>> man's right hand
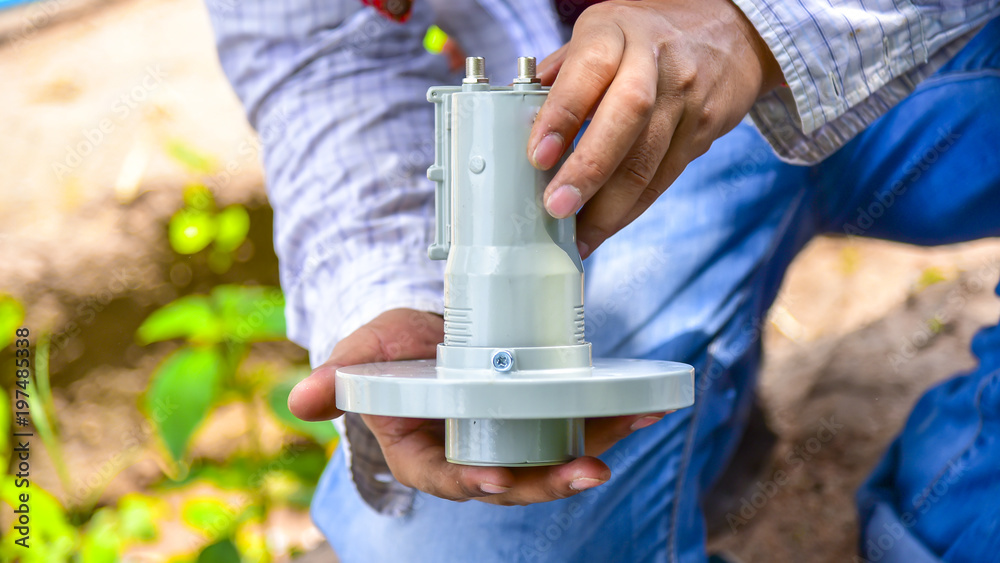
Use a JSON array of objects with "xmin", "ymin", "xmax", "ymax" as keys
[{"xmin": 288, "ymin": 308, "xmax": 672, "ymax": 506}]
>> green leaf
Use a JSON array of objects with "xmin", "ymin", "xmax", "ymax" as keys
[
  {"xmin": 0, "ymin": 294, "xmax": 25, "ymax": 349},
  {"xmin": 212, "ymin": 286, "xmax": 286, "ymax": 343},
  {"xmin": 116, "ymin": 494, "xmax": 161, "ymax": 542},
  {"xmin": 208, "ymin": 248, "xmax": 234, "ymax": 275},
  {"xmin": 79, "ymin": 508, "xmax": 121, "ymax": 563},
  {"xmin": 170, "ymin": 209, "xmax": 217, "ymax": 255},
  {"xmin": 182, "ymin": 498, "xmax": 237, "ymax": 541},
  {"xmin": 137, "ymin": 296, "xmax": 221, "ymax": 345},
  {"xmin": 196, "ymin": 539, "xmax": 241, "ymax": 563},
  {"xmin": 917, "ymin": 266, "xmax": 949, "ymax": 291},
  {"xmin": 167, "ymin": 140, "xmax": 216, "ymax": 174},
  {"xmin": 214, "ymin": 205, "xmax": 250, "ymax": 253},
  {"xmin": 267, "ymin": 376, "xmax": 338, "ymax": 445},
  {"xmin": 145, "ymin": 347, "xmax": 224, "ymax": 463}
]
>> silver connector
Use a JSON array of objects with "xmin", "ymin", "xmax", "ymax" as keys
[
  {"xmin": 513, "ymin": 56, "xmax": 540, "ymax": 84},
  {"xmin": 463, "ymin": 56, "xmax": 489, "ymax": 84}
]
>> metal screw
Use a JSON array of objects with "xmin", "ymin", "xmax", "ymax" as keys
[
  {"xmin": 513, "ymin": 56, "xmax": 540, "ymax": 84},
  {"xmin": 463, "ymin": 56, "xmax": 489, "ymax": 84},
  {"xmin": 492, "ymin": 350, "xmax": 514, "ymax": 372}
]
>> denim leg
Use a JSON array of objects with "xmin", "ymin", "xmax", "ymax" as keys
[{"xmin": 811, "ymin": 17, "xmax": 1000, "ymax": 563}]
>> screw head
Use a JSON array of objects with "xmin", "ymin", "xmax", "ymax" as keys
[
  {"xmin": 492, "ymin": 350, "xmax": 514, "ymax": 372},
  {"xmin": 469, "ymin": 155, "xmax": 486, "ymax": 174}
]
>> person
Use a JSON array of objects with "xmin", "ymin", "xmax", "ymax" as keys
[{"xmin": 207, "ymin": 0, "xmax": 1000, "ymax": 560}]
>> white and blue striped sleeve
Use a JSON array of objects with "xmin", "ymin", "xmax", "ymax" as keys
[
  {"xmin": 205, "ymin": 0, "xmax": 449, "ymax": 364},
  {"xmin": 731, "ymin": 0, "xmax": 1000, "ymax": 164}
]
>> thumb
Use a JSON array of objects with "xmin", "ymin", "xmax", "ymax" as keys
[{"xmin": 288, "ymin": 309, "xmax": 444, "ymax": 422}]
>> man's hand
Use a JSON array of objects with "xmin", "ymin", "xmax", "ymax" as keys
[
  {"xmin": 529, "ymin": 0, "xmax": 783, "ymax": 258},
  {"xmin": 289, "ymin": 308, "xmax": 670, "ymax": 506}
]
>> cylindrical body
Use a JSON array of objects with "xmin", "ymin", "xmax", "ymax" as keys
[
  {"xmin": 432, "ymin": 73, "xmax": 586, "ymax": 466},
  {"xmin": 443, "ymin": 86, "xmax": 584, "ymax": 348}
]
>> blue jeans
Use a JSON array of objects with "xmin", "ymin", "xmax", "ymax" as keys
[{"xmin": 313, "ymin": 19, "xmax": 1000, "ymax": 563}]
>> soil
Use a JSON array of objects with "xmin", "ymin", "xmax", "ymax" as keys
[{"xmin": 1, "ymin": 0, "xmax": 998, "ymax": 561}]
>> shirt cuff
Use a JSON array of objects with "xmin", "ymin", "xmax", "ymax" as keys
[{"xmin": 731, "ymin": 0, "xmax": 983, "ymax": 164}]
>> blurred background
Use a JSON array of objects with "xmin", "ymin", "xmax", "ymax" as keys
[{"xmin": 0, "ymin": 0, "xmax": 997, "ymax": 561}]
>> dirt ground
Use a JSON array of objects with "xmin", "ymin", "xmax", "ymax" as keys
[{"xmin": 1, "ymin": 0, "xmax": 998, "ymax": 561}]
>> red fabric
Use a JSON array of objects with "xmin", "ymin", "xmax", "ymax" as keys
[
  {"xmin": 360, "ymin": 0, "xmax": 413, "ymax": 22},
  {"xmin": 361, "ymin": 0, "xmax": 605, "ymax": 24}
]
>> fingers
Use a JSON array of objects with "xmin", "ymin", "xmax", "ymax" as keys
[
  {"xmin": 583, "ymin": 411, "xmax": 672, "ymax": 456},
  {"xmin": 288, "ymin": 309, "xmax": 444, "ymax": 422},
  {"xmin": 574, "ymin": 94, "xmax": 681, "ymax": 258},
  {"xmin": 366, "ymin": 414, "xmax": 518, "ymax": 501},
  {"xmin": 367, "ymin": 414, "xmax": 614, "ymax": 506},
  {"xmin": 288, "ymin": 363, "xmax": 344, "ymax": 422},
  {"xmin": 528, "ymin": 20, "xmax": 625, "ymax": 172},
  {"xmin": 537, "ymin": 42, "xmax": 659, "ymax": 224},
  {"xmin": 617, "ymin": 107, "xmax": 713, "ymax": 232},
  {"xmin": 537, "ymin": 43, "xmax": 569, "ymax": 85},
  {"xmin": 486, "ymin": 456, "xmax": 612, "ymax": 505},
  {"xmin": 366, "ymin": 411, "xmax": 675, "ymax": 506}
]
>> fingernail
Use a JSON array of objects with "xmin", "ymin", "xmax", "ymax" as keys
[
  {"xmin": 630, "ymin": 416, "xmax": 663, "ymax": 431},
  {"xmin": 532, "ymin": 133, "xmax": 564, "ymax": 170},
  {"xmin": 480, "ymin": 483, "xmax": 510, "ymax": 495},
  {"xmin": 577, "ymin": 240, "xmax": 590, "ymax": 259},
  {"xmin": 546, "ymin": 184, "xmax": 582, "ymax": 218},
  {"xmin": 570, "ymin": 478, "xmax": 606, "ymax": 491}
]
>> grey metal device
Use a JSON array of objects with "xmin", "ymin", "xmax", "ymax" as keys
[{"xmin": 336, "ymin": 56, "xmax": 695, "ymax": 467}]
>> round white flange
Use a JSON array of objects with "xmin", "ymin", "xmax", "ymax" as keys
[{"xmin": 336, "ymin": 359, "xmax": 694, "ymax": 419}]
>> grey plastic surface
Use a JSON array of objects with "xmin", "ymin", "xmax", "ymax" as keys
[
  {"xmin": 446, "ymin": 418, "xmax": 584, "ymax": 466},
  {"xmin": 335, "ymin": 359, "xmax": 695, "ymax": 419}
]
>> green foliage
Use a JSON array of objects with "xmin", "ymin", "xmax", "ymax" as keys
[
  {"xmin": 137, "ymin": 286, "xmax": 285, "ymax": 347},
  {"xmin": 167, "ymin": 140, "xmax": 216, "ymax": 175},
  {"xmin": 214, "ymin": 206, "xmax": 250, "ymax": 253},
  {"xmin": 182, "ymin": 498, "xmax": 238, "ymax": 541},
  {"xmin": 115, "ymin": 494, "xmax": 163, "ymax": 542},
  {"xmin": 0, "ymin": 293, "xmax": 25, "ymax": 349},
  {"xmin": 212, "ymin": 285, "xmax": 286, "ymax": 344},
  {"xmin": 196, "ymin": 539, "xmax": 241, "ymax": 563},
  {"xmin": 137, "ymin": 296, "xmax": 221, "ymax": 345},
  {"xmin": 167, "ymin": 185, "xmax": 251, "ymax": 273},
  {"xmin": 170, "ymin": 209, "xmax": 217, "ymax": 255},
  {"xmin": 145, "ymin": 346, "xmax": 224, "ymax": 463},
  {"xmin": 3, "ymin": 158, "xmax": 333, "ymax": 561},
  {"xmin": 79, "ymin": 509, "xmax": 121, "ymax": 563}
]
